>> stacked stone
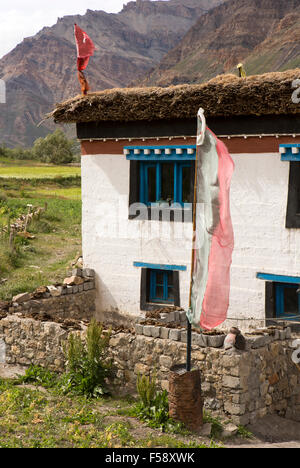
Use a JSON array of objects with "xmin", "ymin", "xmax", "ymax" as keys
[
  {"xmin": 1, "ymin": 269, "xmax": 97, "ymax": 323},
  {"xmin": 0, "ymin": 315, "xmax": 69, "ymax": 371},
  {"xmin": 1, "ymin": 310, "xmax": 299, "ymax": 426},
  {"xmin": 135, "ymin": 323, "xmax": 226, "ymax": 348}
]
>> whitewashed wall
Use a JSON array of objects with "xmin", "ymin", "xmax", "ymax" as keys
[
  {"xmin": 227, "ymin": 152, "xmax": 300, "ymax": 330},
  {"xmin": 81, "ymin": 152, "xmax": 300, "ymax": 330},
  {"xmin": 81, "ymin": 154, "xmax": 193, "ymax": 324}
]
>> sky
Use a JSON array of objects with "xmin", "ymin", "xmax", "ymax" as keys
[{"xmin": 0, "ymin": 0, "xmax": 132, "ymax": 59}]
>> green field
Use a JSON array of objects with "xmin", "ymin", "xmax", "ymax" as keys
[
  {"xmin": 0, "ymin": 163, "xmax": 81, "ymax": 179},
  {"xmin": 0, "ymin": 161, "xmax": 82, "ymax": 300}
]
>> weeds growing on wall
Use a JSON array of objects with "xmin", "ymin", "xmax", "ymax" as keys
[
  {"xmin": 60, "ymin": 320, "xmax": 113, "ymax": 398},
  {"xmin": 17, "ymin": 321, "xmax": 113, "ymax": 398}
]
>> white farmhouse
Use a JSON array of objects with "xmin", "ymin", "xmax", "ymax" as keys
[{"xmin": 51, "ymin": 69, "xmax": 300, "ymax": 331}]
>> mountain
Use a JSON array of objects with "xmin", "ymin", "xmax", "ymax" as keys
[
  {"xmin": 141, "ymin": 0, "xmax": 300, "ymax": 87},
  {"xmin": 0, "ymin": 0, "xmax": 224, "ymax": 147}
]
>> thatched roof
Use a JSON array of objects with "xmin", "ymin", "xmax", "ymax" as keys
[{"xmin": 49, "ymin": 69, "xmax": 300, "ymax": 124}]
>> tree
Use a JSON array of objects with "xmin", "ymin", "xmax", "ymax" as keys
[{"xmin": 33, "ymin": 130, "xmax": 75, "ymax": 165}]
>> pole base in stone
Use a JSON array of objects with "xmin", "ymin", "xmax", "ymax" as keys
[{"xmin": 168, "ymin": 364, "xmax": 203, "ymax": 431}]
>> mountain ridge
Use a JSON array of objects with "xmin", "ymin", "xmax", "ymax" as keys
[
  {"xmin": 0, "ymin": 0, "xmax": 223, "ymax": 147},
  {"xmin": 140, "ymin": 0, "xmax": 300, "ymax": 87}
]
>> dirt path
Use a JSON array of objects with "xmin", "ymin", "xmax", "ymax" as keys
[
  {"xmin": 228, "ymin": 441, "xmax": 300, "ymax": 448},
  {"xmin": 0, "ymin": 364, "xmax": 26, "ymax": 379}
]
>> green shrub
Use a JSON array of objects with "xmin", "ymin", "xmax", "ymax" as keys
[
  {"xmin": 136, "ymin": 372, "xmax": 157, "ymax": 408},
  {"xmin": 60, "ymin": 320, "xmax": 112, "ymax": 398}
]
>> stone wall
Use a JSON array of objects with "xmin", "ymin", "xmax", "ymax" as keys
[
  {"xmin": 0, "ymin": 267, "xmax": 96, "ymax": 324},
  {"xmin": 1, "ymin": 313, "xmax": 300, "ymax": 426},
  {"xmin": 6, "ymin": 289, "xmax": 96, "ymax": 323},
  {"xmin": 109, "ymin": 330, "xmax": 300, "ymax": 426}
]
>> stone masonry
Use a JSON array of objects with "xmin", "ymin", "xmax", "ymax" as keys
[{"xmin": 0, "ymin": 312, "xmax": 300, "ymax": 426}]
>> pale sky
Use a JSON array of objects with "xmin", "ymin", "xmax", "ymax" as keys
[{"xmin": 0, "ymin": 1, "xmax": 132, "ymax": 59}]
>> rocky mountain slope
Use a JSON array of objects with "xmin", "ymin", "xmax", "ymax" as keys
[
  {"xmin": 141, "ymin": 0, "xmax": 300, "ymax": 87},
  {"xmin": 0, "ymin": 0, "xmax": 223, "ymax": 147}
]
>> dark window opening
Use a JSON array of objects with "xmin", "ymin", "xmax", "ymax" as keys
[
  {"xmin": 286, "ymin": 162, "xmax": 300, "ymax": 228},
  {"xmin": 140, "ymin": 268, "xmax": 180, "ymax": 312},
  {"xmin": 265, "ymin": 281, "xmax": 300, "ymax": 331}
]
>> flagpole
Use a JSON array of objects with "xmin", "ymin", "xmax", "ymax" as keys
[{"xmin": 187, "ymin": 109, "xmax": 205, "ymax": 372}]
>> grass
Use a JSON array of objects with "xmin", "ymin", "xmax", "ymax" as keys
[
  {"xmin": 0, "ymin": 160, "xmax": 80, "ymax": 179},
  {"xmin": 0, "ymin": 163, "xmax": 82, "ymax": 301},
  {"xmin": 0, "ymin": 377, "xmax": 224, "ymax": 448}
]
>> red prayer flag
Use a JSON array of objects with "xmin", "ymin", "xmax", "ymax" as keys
[
  {"xmin": 187, "ymin": 112, "xmax": 235, "ymax": 330},
  {"xmin": 74, "ymin": 24, "xmax": 95, "ymax": 71}
]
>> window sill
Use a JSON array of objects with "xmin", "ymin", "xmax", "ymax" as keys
[{"xmin": 141, "ymin": 302, "xmax": 176, "ymax": 312}]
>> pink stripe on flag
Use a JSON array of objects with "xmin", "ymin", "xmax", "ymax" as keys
[{"xmin": 200, "ymin": 130, "xmax": 234, "ymax": 330}]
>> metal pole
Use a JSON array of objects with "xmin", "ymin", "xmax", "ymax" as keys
[{"xmin": 186, "ymin": 321, "xmax": 192, "ymax": 372}]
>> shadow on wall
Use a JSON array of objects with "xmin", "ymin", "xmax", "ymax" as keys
[{"xmin": 94, "ymin": 274, "xmax": 136, "ymax": 328}]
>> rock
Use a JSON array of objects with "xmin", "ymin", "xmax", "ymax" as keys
[
  {"xmin": 222, "ymin": 376, "xmax": 241, "ymax": 389},
  {"xmin": 151, "ymin": 326, "xmax": 161, "ymax": 338},
  {"xmin": 251, "ymin": 335, "xmax": 271, "ymax": 349},
  {"xmin": 221, "ymin": 423, "xmax": 239, "ymax": 438},
  {"xmin": 160, "ymin": 327, "xmax": 170, "ymax": 340},
  {"xmin": 82, "ymin": 268, "xmax": 95, "ymax": 278},
  {"xmin": 135, "ymin": 324, "xmax": 144, "ymax": 335},
  {"xmin": 169, "ymin": 329, "xmax": 181, "ymax": 341},
  {"xmin": 143, "ymin": 325, "xmax": 152, "ymax": 337},
  {"xmin": 268, "ymin": 373, "xmax": 280, "ymax": 386},
  {"xmin": 180, "ymin": 311, "xmax": 187, "ymax": 323},
  {"xmin": 193, "ymin": 333, "xmax": 207, "ymax": 348},
  {"xmin": 12, "ymin": 293, "xmax": 31, "ymax": 304},
  {"xmin": 47, "ymin": 286, "xmax": 62, "ymax": 297},
  {"xmin": 63, "ymin": 276, "xmax": 84, "ymax": 286},
  {"xmin": 32, "ymin": 287, "xmax": 48, "ymax": 299},
  {"xmin": 200, "ymin": 423, "xmax": 212, "ymax": 437},
  {"xmin": 72, "ymin": 268, "xmax": 83, "ymax": 277},
  {"xmin": 207, "ymin": 334, "xmax": 225, "ymax": 348},
  {"xmin": 0, "ymin": 301, "xmax": 9, "ymax": 311},
  {"xmin": 181, "ymin": 330, "xmax": 187, "ymax": 343}
]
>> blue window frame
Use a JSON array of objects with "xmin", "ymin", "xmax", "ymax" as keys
[
  {"xmin": 139, "ymin": 161, "xmax": 192, "ymax": 206},
  {"xmin": 275, "ymin": 283, "xmax": 300, "ymax": 321},
  {"xmin": 149, "ymin": 269, "xmax": 174, "ymax": 304}
]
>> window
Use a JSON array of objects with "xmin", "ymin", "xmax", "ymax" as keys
[
  {"xmin": 127, "ymin": 145, "xmax": 196, "ymax": 222},
  {"xmin": 149, "ymin": 270, "xmax": 174, "ymax": 304},
  {"xmin": 140, "ymin": 267, "xmax": 181, "ymax": 311},
  {"xmin": 264, "ymin": 278, "xmax": 300, "ymax": 331},
  {"xmin": 129, "ymin": 160, "xmax": 194, "ymax": 221},
  {"xmin": 286, "ymin": 162, "xmax": 300, "ymax": 228},
  {"xmin": 275, "ymin": 283, "xmax": 300, "ymax": 320},
  {"xmin": 139, "ymin": 161, "xmax": 193, "ymax": 206}
]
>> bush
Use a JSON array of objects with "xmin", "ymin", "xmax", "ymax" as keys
[
  {"xmin": 60, "ymin": 320, "xmax": 112, "ymax": 397},
  {"xmin": 33, "ymin": 130, "xmax": 76, "ymax": 165}
]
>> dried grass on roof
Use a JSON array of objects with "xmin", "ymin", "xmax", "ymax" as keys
[{"xmin": 48, "ymin": 69, "xmax": 300, "ymax": 123}]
